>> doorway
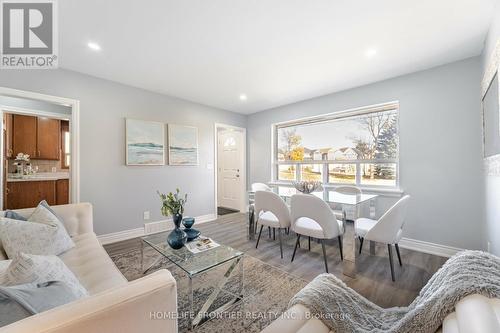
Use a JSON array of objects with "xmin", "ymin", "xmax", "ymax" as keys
[
  {"xmin": 215, "ymin": 124, "xmax": 246, "ymax": 216},
  {"xmin": 0, "ymin": 87, "xmax": 80, "ymax": 209}
]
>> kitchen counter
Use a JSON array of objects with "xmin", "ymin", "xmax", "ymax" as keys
[{"xmin": 7, "ymin": 172, "xmax": 70, "ymax": 182}]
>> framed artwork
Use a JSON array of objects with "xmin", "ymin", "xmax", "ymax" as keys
[
  {"xmin": 168, "ymin": 124, "xmax": 199, "ymax": 165},
  {"xmin": 126, "ymin": 118, "xmax": 165, "ymax": 165}
]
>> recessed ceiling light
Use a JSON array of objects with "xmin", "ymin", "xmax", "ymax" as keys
[
  {"xmin": 365, "ymin": 48, "xmax": 377, "ymax": 58},
  {"xmin": 239, "ymin": 94, "xmax": 247, "ymax": 101},
  {"xmin": 87, "ymin": 42, "xmax": 101, "ymax": 51}
]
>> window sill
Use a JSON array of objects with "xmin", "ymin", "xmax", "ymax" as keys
[{"xmin": 268, "ymin": 181, "xmax": 404, "ymax": 197}]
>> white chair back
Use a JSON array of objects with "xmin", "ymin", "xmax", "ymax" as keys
[
  {"xmin": 255, "ymin": 190, "xmax": 291, "ymax": 228},
  {"xmin": 251, "ymin": 183, "xmax": 272, "ymax": 192},
  {"xmin": 365, "ymin": 195, "xmax": 411, "ymax": 244},
  {"xmin": 290, "ymin": 194, "xmax": 341, "ymax": 238}
]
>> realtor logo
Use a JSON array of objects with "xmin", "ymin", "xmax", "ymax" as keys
[{"xmin": 1, "ymin": 0, "xmax": 58, "ymax": 69}]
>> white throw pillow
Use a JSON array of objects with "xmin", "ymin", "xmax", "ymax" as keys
[
  {"xmin": 0, "ymin": 260, "xmax": 12, "ymax": 284},
  {"xmin": 2, "ymin": 253, "xmax": 88, "ymax": 298},
  {"xmin": 0, "ymin": 204, "xmax": 74, "ymax": 258}
]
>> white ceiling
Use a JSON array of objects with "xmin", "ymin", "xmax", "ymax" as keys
[{"xmin": 60, "ymin": 0, "xmax": 497, "ymax": 114}]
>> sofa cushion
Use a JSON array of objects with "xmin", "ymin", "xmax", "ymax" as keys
[
  {"xmin": 0, "ymin": 281, "xmax": 79, "ymax": 328},
  {"xmin": 59, "ymin": 233, "xmax": 127, "ymax": 295},
  {"xmin": 2, "ymin": 253, "xmax": 88, "ymax": 298},
  {"xmin": 4, "ymin": 210, "xmax": 27, "ymax": 221},
  {"xmin": 0, "ymin": 216, "xmax": 74, "ymax": 258}
]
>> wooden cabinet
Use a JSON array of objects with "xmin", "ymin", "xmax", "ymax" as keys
[
  {"xmin": 11, "ymin": 115, "xmax": 60, "ymax": 160},
  {"xmin": 37, "ymin": 117, "xmax": 60, "ymax": 160},
  {"xmin": 12, "ymin": 115, "xmax": 37, "ymax": 158},
  {"xmin": 5, "ymin": 180, "xmax": 57, "ymax": 209},
  {"xmin": 4, "ymin": 113, "xmax": 13, "ymax": 158},
  {"xmin": 56, "ymin": 179, "xmax": 69, "ymax": 205}
]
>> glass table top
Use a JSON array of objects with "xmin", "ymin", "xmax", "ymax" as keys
[
  {"xmin": 141, "ymin": 232, "xmax": 243, "ymax": 276},
  {"xmin": 248, "ymin": 186, "xmax": 378, "ymax": 205}
]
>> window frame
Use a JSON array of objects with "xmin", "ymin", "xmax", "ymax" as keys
[{"xmin": 272, "ymin": 102, "xmax": 400, "ymax": 190}]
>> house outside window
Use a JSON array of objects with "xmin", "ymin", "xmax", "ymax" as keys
[{"xmin": 273, "ymin": 102, "xmax": 399, "ymax": 189}]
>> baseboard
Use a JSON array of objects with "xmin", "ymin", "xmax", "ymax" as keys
[
  {"xmin": 399, "ymin": 237, "xmax": 463, "ymax": 258},
  {"xmin": 98, "ymin": 213, "xmax": 217, "ymax": 245}
]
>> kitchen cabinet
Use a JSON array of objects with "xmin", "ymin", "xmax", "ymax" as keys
[
  {"xmin": 4, "ymin": 113, "xmax": 13, "ymax": 158},
  {"xmin": 56, "ymin": 179, "xmax": 69, "ymax": 205},
  {"xmin": 11, "ymin": 115, "xmax": 60, "ymax": 160},
  {"xmin": 12, "ymin": 114, "xmax": 37, "ymax": 159},
  {"xmin": 37, "ymin": 117, "xmax": 61, "ymax": 160},
  {"xmin": 6, "ymin": 180, "xmax": 57, "ymax": 209}
]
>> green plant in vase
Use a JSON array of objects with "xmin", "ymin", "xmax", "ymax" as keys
[{"xmin": 158, "ymin": 188, "xmax": 188, "ymax": 249}]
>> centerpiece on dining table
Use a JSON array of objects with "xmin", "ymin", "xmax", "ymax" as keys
[
  {"xmin": 293, "ymin": 180, "xmax": 323, "ymax": 194},
  {"xmin": 158, "ymin": 188, "xmax": 188, "ymax": 249}
]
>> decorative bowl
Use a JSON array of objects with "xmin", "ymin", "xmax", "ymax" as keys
[{"xmin": 293, "ymin": 181, "xmax": 323, "ymax": 194}]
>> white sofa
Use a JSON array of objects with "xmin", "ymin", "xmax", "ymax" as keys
[
  {"xmin": 0, "ymin": 203, "xmax": 178, "ymax": 333},
  {"xmin": 261, "ymin": 290, "xmax": 500, "ymax": 333}
]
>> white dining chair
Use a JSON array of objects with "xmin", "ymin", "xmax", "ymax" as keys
[
  {"xmin": 255, "ymin": 190, "xmax": 291, "ymax": 259},
  {"xmin": 251, "ymin": 182, "xmax": 272, "ymax": 192},
  {"xmin": 331, "ymin": 185, "xmax": 362, "ymax": 222},
  {"xmin": 354, "ymin": 195, "xmax": 411, "ymax": 281},
  {"xmin": 290, "ymin": 194, "xmax": 344, "ymax": 273}
]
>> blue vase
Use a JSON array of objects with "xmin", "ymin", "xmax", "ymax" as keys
[{"xmin": 167, "ymin": 214, "xmax": 187, "ymax": 249}]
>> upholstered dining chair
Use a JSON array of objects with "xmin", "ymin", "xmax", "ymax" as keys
[
  {"xmin": 255, "ymin": 190, "xmax": 291, "ymax": 258},
  {"xmin": 251, "ymin": 182, "xmax": 272, "ymax": 192},
  {"xmin": 354, "ymin": 195, "xmax": 411, "ymax": 282},
  {"xmin": 331, "ymin": 185, "xmax": 362, "ymax": 222},
  {"xmin": 290, "ymin": 194, "xmax": 344, "ymax": 273}
]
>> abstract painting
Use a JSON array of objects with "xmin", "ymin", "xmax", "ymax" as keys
[
  {"xmin": 168, "ymin": 124, "xmax": 199, "ymax": 165},
  {"xmin": 126, "ymin": 119, "xmax": 165, "ymax": 165}
]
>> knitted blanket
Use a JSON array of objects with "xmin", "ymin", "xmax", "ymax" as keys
[{"xmin": 289, "ymin": 250, "xmax": 500, "ymax": 333}]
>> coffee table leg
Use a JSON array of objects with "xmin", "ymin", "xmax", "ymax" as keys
[
  {"xmin": 189, "ymin": 276, "xmax": 194, "ymax": 331},
  {"xmin": 191, "ymin": 256, "xmax": 243, "ymax": 328}
]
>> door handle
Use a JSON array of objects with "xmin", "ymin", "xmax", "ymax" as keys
[{"xmin": 236, "ymin": 175, "xmax": 240, "ymax": 178}]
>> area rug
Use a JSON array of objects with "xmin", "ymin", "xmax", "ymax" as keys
[{"xmin": 109, "ymin": 245, "xmax": 308, "ymax": 332}]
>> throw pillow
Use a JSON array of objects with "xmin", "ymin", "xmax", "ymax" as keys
[
  {"xmin": 0, "ymin": 216, "xmax": 74, "ymax": 258},
  {"xmin": 0, "ymin": 281, "xmax": 79, "ymax": 328},
  {"xmin": 2, "ymin": 253, "xmax": 88, "ymax": 298},
  {"xmin": 3, "ymin": 211, "xmax": 27, "ymax": 221}
]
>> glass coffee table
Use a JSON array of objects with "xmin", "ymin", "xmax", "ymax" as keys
[{"xmin": 141, "ymin": 232, "xmax": 244, "ymax": 330}]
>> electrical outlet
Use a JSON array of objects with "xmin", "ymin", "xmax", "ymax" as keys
[{"xmin": 143, "ymin": 211, "xmax": 150, "ymax": 220}]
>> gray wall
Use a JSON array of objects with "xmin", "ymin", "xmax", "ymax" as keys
[
  {"xmin": 247, "ymin": 57, "xmax": 484, "ymax": 250},
  {"xmin": 0, "ymin": 69, "xmax": 246, "ymax": 235},
  {"xmin": 482, "ymin": 4, "xmax": 500, "ymax": 256}
]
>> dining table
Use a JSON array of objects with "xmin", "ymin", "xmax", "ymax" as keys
[{"xmin": 247, "ymin": 185, "xmax": 379, "ymax": 277}]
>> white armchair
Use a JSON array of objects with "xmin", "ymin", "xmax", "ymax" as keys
[
  {"xmin": 251, "ymin": 182, "xmax": 272, "ymax": 192},
  {"xmin": 255, "ymin": 190, "xmax": 291, "ymax": 258},
  {"xmin": 355, "ymin": 195, "xmax": 411, "ymax": 281},
  {"xmin": 290, "ymin": 194, "xmax": 344, "ymax": 273}
]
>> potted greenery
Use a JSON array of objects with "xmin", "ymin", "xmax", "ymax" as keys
[{"xmin": 158, "ymin": 189, "xmax": 188, "ymax": 249}]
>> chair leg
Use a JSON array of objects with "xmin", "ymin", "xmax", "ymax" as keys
[
  {"xmin": 395, "ymin": 243, "xmax": 402, "ymax": 266},
  {"xmin": 291, "ymin": 235, "xmax": 301, "ymax": 262},
  {"xmin": 387, "ymin": 244, "xmax": 395, "ymax": 282},
  {"xmin": 268, "ymin": 227, "xmax": 271, "ymax": 239},
  {"xmin": 278, "ymin": 228, "xmax": 283, "ymax": 259},
  {"xmin": 273, "ymin": 228, "xmax": 276, "ymax": 240},
  {"xmin": 256, "ymin": 225, "xmax": 263, "ymax": 249},
  {"xmin": 338, "ymin": 236, "xmax": 344, "ymax": 261},
  {"xmin": 308, "ymin": 236, "xmax": 311, "ymax": 251},
  {"xmin": 359, "ymin": 237, "xmax": 364, "ymax": 254},
  {"xmin": 321, "ymin": 240, "xmax": 329, "ymax": 273}
]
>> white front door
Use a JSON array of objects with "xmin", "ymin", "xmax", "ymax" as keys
[{"xmin": 217, "ymin": 129, "xmax": 244, "ymax": 211}]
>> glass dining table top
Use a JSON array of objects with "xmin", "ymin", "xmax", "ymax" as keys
[{"xmin": 248, "ymin": 186, "xmax": 378, "ymax": 205}]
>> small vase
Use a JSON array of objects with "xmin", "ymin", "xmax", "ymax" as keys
[{"xmin": 167, "ymin": 214, "xmax": 187, "ymax": 249}]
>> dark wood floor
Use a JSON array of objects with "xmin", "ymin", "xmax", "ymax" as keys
[{"xmin": 104, "ymin": 213, "xmax": 447, "ymax": 308}]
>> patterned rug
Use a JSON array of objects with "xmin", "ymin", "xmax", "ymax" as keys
[{"xmin": 109, "ymin": 245, "xmax": 308, "ymax": 332}]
